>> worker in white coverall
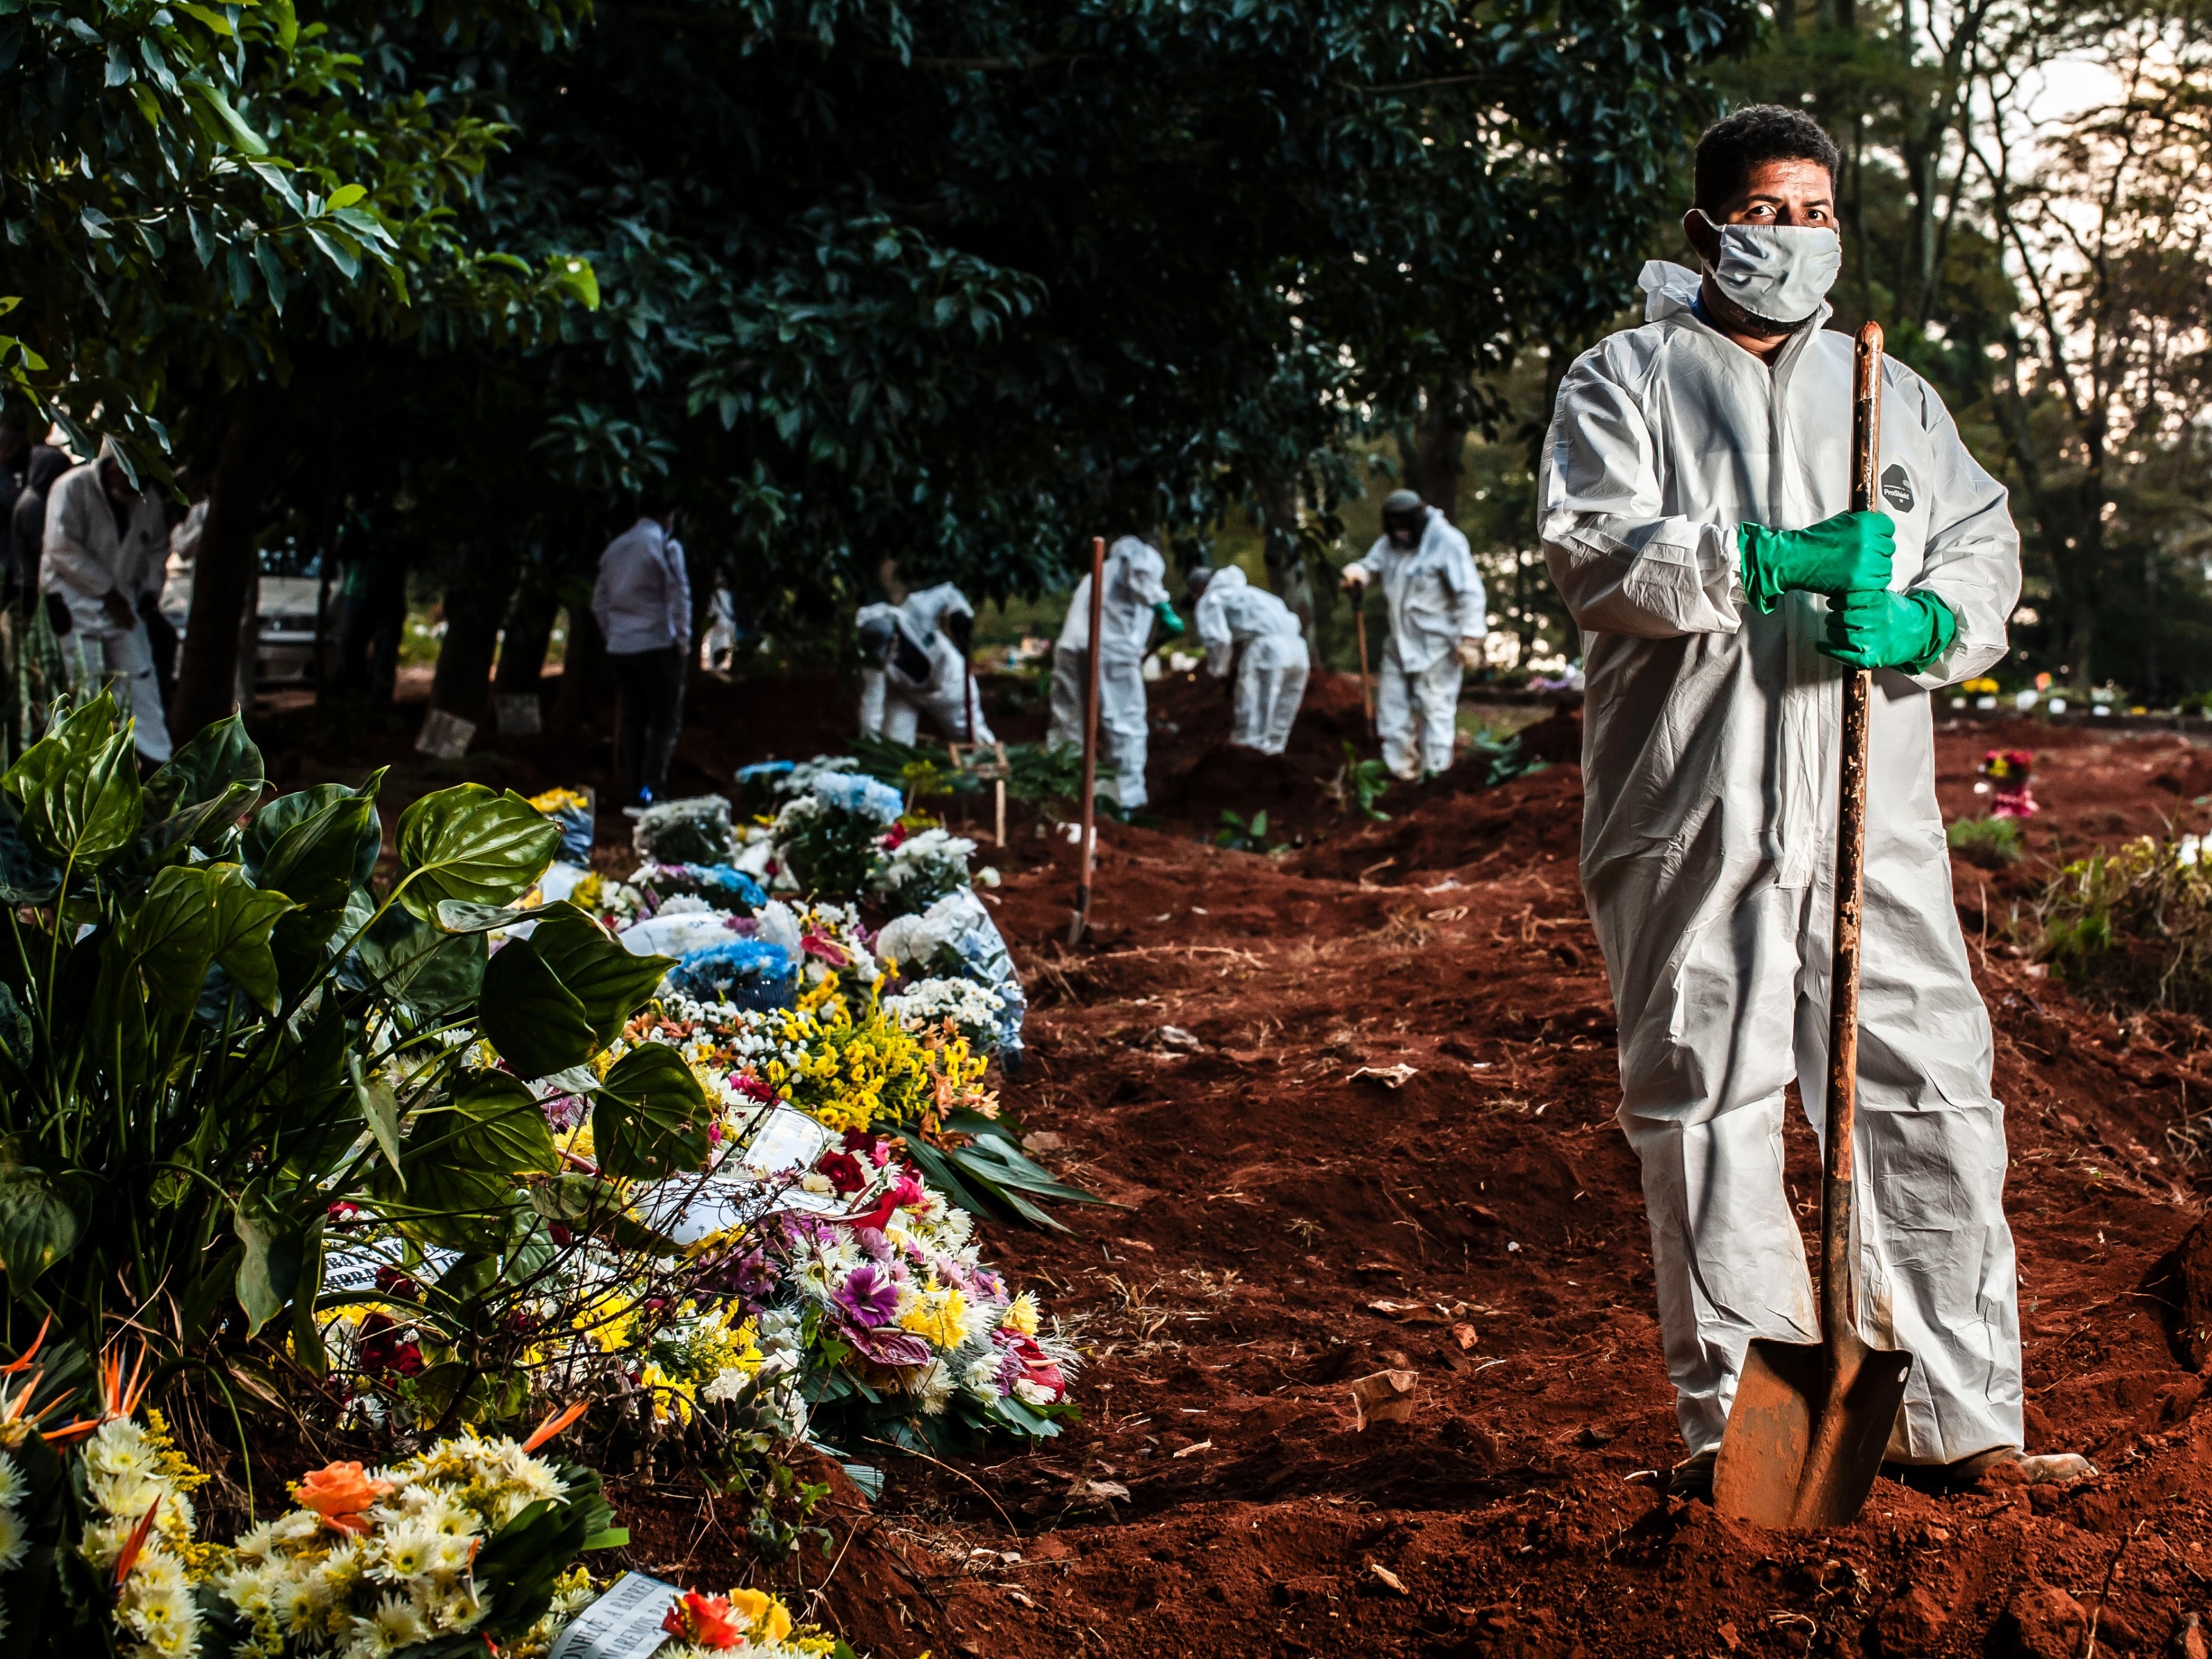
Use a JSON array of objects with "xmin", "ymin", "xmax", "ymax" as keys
[
  {"xmin": 1340, "ymin": 492, "xmax": 1485, "ymax": 781},
  {"xmin": 1540, "ymin": 105, "xmax": 2088, "ymax": 1499},
  {"xmin": 857, "ymin": 583, "xmax": 994, "ymax": 745},
  {"xmin": 1185, "ymin": 565, "xmax": 1309, "ymax": 754},
  {"xmin": 41, "ymin": 441, "xmax": 173, "ymax": 762},
  {"xmin": 1047, "ymin": 536, "xmax": 1182, "ymax": 809}
]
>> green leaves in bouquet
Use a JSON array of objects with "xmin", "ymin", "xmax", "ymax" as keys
[
  {"xmin": 469, "ymin": 1461, "xmax": 623, "ymax": 1641},
  {"xmin": 124, "ymin": 863, "xmax": 295, "ymax": 1017},
  {"xmin": 478, "ymin": 902, "xmax": 669, "ymax": 1078},
  {"xmin": 375, "ymin": 1072, "xmax": 559, "ymax": 1252},
  {"xmin": 0, "ymin": 692, "xmax": 143, "ymax": 868},
  {"xmin": 594, "ymin": 1043, "xmax": 710, "ymax": 1181},
  {"xmin": 895, "ymin": 1109, "xmax": 1101, "ymax": 1234},
  {"xmin": 394, "ymin": 784, "xmax": 561, "ymax": 920}
]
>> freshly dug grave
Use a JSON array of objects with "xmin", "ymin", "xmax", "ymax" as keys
[
  {"xmin": 247, "ymin": 678, "xmax": 2212, "ymax": 1657},
  {"xmin": 756, "ymin": 716, "xmax": 2212, "ymax": 1659}
]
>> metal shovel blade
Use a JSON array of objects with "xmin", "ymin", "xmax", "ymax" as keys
[{"xmin": 1713, "ymin": 1331, "xmax": 1913, "ymax": 1528}]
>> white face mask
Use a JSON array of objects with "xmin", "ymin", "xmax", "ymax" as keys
[{"xmin": 1693, "ymin": 210, "xmax": 1841, "ymax": 328}]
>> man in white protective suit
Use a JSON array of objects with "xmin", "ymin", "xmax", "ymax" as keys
[
  {"xmin": 1340, "ymin": 490, "xmax": 1485, "ymax": 781},
  {"xmin": 857, "ymin": 582, "xmax": 994, "ymax": 745},
  {"xmin": 1185, "ymin": 564, "xmax": 1309, "ymax": 755},
  {"xmin": 41, "ymin": 440, "xmax": 173, "ymax": 763},
  {"xmin": 1047, "ymin": 534, "xmax": 1183, "ymax": 809},
  {"xmin": 1540, "ymin": 104, "xmax": 2089, "ymax": 1499}
]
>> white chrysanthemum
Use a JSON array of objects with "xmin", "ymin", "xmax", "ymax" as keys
[
  {"xmin": 430, "ymin": 1530, "xmax": 477, "ymax": 1576},
  {"xmin": 90, "ymin": 1470, "xmax": 174, "ymax": 1528},
  {"xmin": 912, "ymin": 1359, "xmax": 957, "ymax": 1415},
  {"xmin": 353, "ymin": 1590, "xmax": 430, "ymax": 1654},
  {"xmin": 230, "ymin": 1517, "xmax": 284, "ymax": 1562},
  {"xmin": 0, "ymin": 1503, "xmax": 27, "ymax": 1573},
  {"xmin": 222, "ymin": 1561, "xmax": 284, "ymax": 1618},
  {"xmin": 416, "ymin": 1494, "xmax": 477, "ymax": 1540},
  {"xmin": 120, "ymin": 1577, "xmax": 199, "ymax": 1643},
  {"xmin": 1013, "ymin": 1378, "xmax": 1058, "ymax": 1407},
  {"xmin": 425, "ymin": 1578, "xmax": 486, "ymax": 1632},
  {"xmin": 372, "ymin": 1520, "xmax": 442, "ymax": 1582},
  {"xmin": 0, "ymin": 1450, "xmax": 24, "ymax": 1506},
  {"xmin": 701, "ymin": 1366, "xmax": 749, "ymax": 1404},
  {"xmin": 128, "ymin": 1546, "xmax": 188, "ymax": 1595},
  {"xmin": 84, "ymin": 1417, "xmax": 156, "ymax": 1478},
  {"xmin": 280, "ymin": 1570, "xmax": 329, "ymax": 1635},
  {"xmin": 961, "ymin": 1354, "xmax": 1002, "ymax": 1395}
]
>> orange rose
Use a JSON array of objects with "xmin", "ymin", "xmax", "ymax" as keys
[
  {"xmin": 662, "ymin": 1590, "xmax": 745, "ymax": 1650},
  {"xmin": 295, "ymin": 1461, "xmax": 396, "ymax": 1535}
]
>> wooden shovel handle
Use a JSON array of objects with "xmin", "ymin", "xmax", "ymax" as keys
[{"xmin": 1821, "ymin": 321, "xmax": 1883, "ymax": 1350}]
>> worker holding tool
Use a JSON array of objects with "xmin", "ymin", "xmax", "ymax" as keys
[
  {"xmin": 1047, "ymin": 534, "xmax": 1181, "ymax": 810},
  {"xmin": 856, "ymin": 582, "xmax": 994, "ymax": 745},
  {"xmin": 1186, "ymin": 563, "xmax": 1310, "ymax": 755},
  {"xmin": 1540, "ymin": 105, "xmax": 2087, "ymax": 1501},
  {"xmin": 1340, "ymin": 491, "xmax": 1485, "ymax": 781}
]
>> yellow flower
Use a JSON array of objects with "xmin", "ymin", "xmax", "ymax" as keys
[
  {"xmin": 638, "ymin": 1363, "xmax": 695, "ymax": 1427},
  {"xmin": 1001, "ymin": 1292, "xmax": 1040, "ymax": 1337},
  {"xmin": 899, "ymin": 1288, "xmax": 968, "ymax": 1350}
]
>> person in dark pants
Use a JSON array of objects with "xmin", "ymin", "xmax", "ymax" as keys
[
  {"xmin": 591, "ymin": 502, "xmax": 690, "ymax": 805},
  {"xmin": 338, "ymin": 548, "xmax": 407, "ymax": 701}
]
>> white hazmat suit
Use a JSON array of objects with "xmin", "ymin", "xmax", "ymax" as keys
[
  {"xmin": 41, "ymin": 452, "xmax": 173, "ymax": 762},
  {"xmin": 1047, "ymin": 536, "xmax": 1170, "ymax": 809},
  {"xmin": 858, "ymin": 584, "xmax": 994, "ymax": 745},
  {"xmin": 1540, "ymin": 260, "xmax": 2023, "ymax": 1467},
  {"xmin": 1343, "ymin": 506, "xmax": 1484, "ymax": 779},
  {"xmin": 1191, "ymin": 566, "xmax": 1309, "ymax": 755}
]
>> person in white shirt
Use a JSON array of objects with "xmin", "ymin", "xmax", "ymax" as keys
[
  {"xmin": 1185, "ymin": 564, "xmax": 1309, "ymax": 754},
  {"xmin": 41, "ymin": 441, "xmax": 173, "ymax": 762},
  {"xmin": 1340, "ymin": 490, "xmax": 1486, "ymax": 781},
  {"xmin": 1046, "ymin": 535, "xmax": 1183, "ymax": 809},
  {"xmin": 591, "ymin": 505, "xmax": 691, "ymax": 805}
]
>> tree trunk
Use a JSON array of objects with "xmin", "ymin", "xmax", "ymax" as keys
[
  {"xmin": 427, "ymin": 543, "xmax": 515, "ymax": 726},
  {"xmin": 494, "ymin": 575, "xmax": 560, "ymax": 700},
  {"xmin": 1254, "ymin": 474, "xmax": 1316, "ymax": 647},
  {"xmin": 1404, "ymin": 378, "xmax": 1469, "ymax": 524},
  {"xmin": 171, "ymin": 387, "xmax": 279, "ymax": 743},
  {"xmin": 551, "ymin": 602, "xmax": 608, "ymax": 733}
]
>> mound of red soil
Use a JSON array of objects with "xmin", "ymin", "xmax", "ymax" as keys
[{"xmin": 243, "ymin": 674, "xmax": 2212, "ymax": 1658}]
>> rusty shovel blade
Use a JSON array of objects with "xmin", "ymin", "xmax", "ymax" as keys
[{"xmin": 1712, "ymin": 1331, "xmax": 1912, "ymax": 1528}]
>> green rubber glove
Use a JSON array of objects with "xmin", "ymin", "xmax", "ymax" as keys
[
  {"xmin": 1817, "ymin": 588, "xmax": 1958, "ymax": 671},
  {"xmin": 1153, "ymin": 599, "xmax": 1187, "ymax": 638},
  {"xmin": 1739, "ymin": 511, "xmax": 1896, "ymax": 613}
]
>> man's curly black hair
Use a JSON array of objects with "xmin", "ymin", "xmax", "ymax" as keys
[{"xmin": 1693, "ymin": 105, "xmax": 1841, "ymax": 210}]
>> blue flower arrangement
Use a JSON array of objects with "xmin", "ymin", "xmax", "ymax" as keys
[{"xmin": 670, "ymin": 937, "xmax": 797, "ymax": 1011}]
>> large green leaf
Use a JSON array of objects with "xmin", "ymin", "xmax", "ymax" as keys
[
  {"xmin": 0, "ymin": 693, "xmax": 144, "ymax": 867},
  {"xmin": 145, "ymin": 711, "xmax": 264, "ymax": 819},
  {"xmin": 208, "ymin": 864, "xmax": 295, "ymax": 1013},
  {"xmin": 251, "ymin": 774, "xmax": 385, "ymax": 922},
  {"xmin": 0, "ymin": 1151, "xmax": 80, "ymax": 1284},
  {"xmin": 357, "ymin": 905, "xmax": 487, "ymax": 1017},
  {"xmin": 234, "ymin": 1196, "xmax": 310, "ymax": 1338},
  {"xmin": 478, "ymin": 934, "xmax": 598, "ymax": 1079},
  {"xmin": 128, "ymin": 865, "xmax": 222, "ymax": 1015},
  {"xmin": 394, "ymin": 785, "xmax": 560, "ymax": 920},
  {"xmin": 594, "ymin": 1043, "xmax": 711, "ymax": 1180},
  {"xmin": 87, "ymin": 933, "xmax": 151, "ymax": 1086},
  {"xmin": 376, "ymin": 1072, "xmax": 559, "ymax": 1251},
  {"xmin": 527, "ymin": 903, "xmax": 672, "ymax": 1047}
]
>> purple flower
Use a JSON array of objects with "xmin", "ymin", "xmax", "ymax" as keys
[
  {"xmin": 540, "ymin": 1093, "xmax": 587, "ymax": 1132},
  {"xmin": 835, "ymin": 1263, "xmax": 900, "ymax": 1328},
  {"xmin": 856, "ymin": 1227, "xmax": 895, "ymax": 1262}
]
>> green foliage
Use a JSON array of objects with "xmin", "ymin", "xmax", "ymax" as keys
[
  {"xmin": 0, "ymin": 701, "xmax": 705, "ymax": 1401},
  {"xmin": 1947, "ymin": 815, "xmax": 2025, "ymax": 868},
  {"xmin": 1469, "ymin": 728, "xmax": 1546, "ymax": 789},
  {"xmin": 1215, "ymin": 809, "xmax": 1280, "ymax": 854},
  {"xmin": 2032, "ymin": 835, "xmax": 2212, "ymax": 1015},
  {"xmin": 1332, "ymin": 743, "xmax": 1394, "ymax": 821}
]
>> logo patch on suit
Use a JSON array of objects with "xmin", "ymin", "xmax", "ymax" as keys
[{"xmin": 1880, "ymin": 463, "xmax": 1915, "ymax": 514}]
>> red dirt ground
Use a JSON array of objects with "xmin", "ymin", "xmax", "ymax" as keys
[{"xmin": 250, "ymin": 675, "xmax": 2212, "ymax": 1658}]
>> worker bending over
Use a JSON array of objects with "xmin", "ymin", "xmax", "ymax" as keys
[
  {"xmin": 1540, "ymin": 104, "xmax": 2086, "ymax": 1497},
  {"xmin": 858, "ymin": 582, "xmax": 993, "ymax": 745},
  {"xmin": 42, "ymin": 440, "xmax": 172, "ymax": 762},
  {"xmin": 1185, "ymin": 564, "xmax": 1309, "ymax": 755},
  {"xmin": 1340, "ymin": 491, "xmax": 1484, "ymax": 781},
  {"xmin": 1047, "ymin": 535, "xmax": 1182, "ymax": 810}
]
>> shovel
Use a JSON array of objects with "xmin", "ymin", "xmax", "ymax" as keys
[{"xmin": 1711, "ymin": 320, "xmax": 1914, "ymax": 1530}]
